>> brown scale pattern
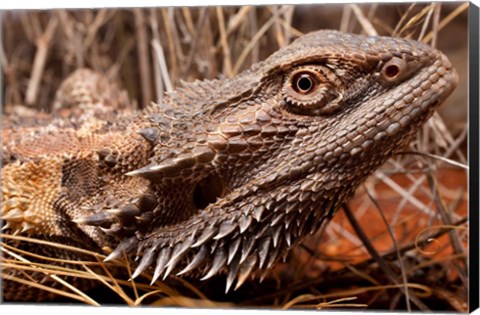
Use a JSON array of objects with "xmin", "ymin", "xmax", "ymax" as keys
[{"xmin": 1, "ymin": 30, "xmax": 458, "ymax": 300}]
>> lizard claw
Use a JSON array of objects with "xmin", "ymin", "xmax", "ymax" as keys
[
  {"xmin": 75, "ymin": 192, "xmax": 158, "ymax": 239},
  {"xmin": 73, "ymin": 212, "xmax": 114, "ymax": 227}
]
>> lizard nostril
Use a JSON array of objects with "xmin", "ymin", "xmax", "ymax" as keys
[
  {"xmin": 384, "ymin": 64, "xmax": 400, "ymax": 78},
  {"xmin": 380, "ymin": 57, "xmax": 408, "ymax": 83},
  {"xmin": 193, "ymin": 174, "xmax": 225, "ymax": 210}
]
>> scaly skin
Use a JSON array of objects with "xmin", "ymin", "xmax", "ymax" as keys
[{"xmin": 1, "ymin": 30, "xmax": 458, "ymax": 300}]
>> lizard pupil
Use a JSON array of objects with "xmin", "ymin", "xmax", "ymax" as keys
[{"xmin": 295, "ymin": 74, "xmax": 314, "ymax": 93}]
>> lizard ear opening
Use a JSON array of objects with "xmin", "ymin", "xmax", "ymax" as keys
[{"xmin": 193, "ymin": 173, "xmax": 225, "ymax": 209}]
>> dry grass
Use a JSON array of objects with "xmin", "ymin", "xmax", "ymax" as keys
[{"xmin": 1, "ymin": 3, "xmax": 469, "ymax": 311}]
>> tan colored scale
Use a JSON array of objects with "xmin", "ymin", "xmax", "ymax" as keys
[{"xmin": 2, "ymin": 159, "xmax": 63, "ymax": 235}]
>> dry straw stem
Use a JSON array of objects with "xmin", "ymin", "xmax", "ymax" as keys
[
  {"xmin": 422, "ymin": 2, "xmax": 469, "ymax": 44},
  {"xmin": 83, "ymin": 10, "xmax": 114, "ymax": 53},
  {"xmin": 134, "ymin": 8, "xmax": 153, "ymax": 106},
  {"xmin": 364, "ymin": 188, "xmax": 413, "ymax": 311},
  {"xmin": 342, "ymin": 203, "xmax": 428, "ymax": 311},
  {"xmin": 316, "ymin": 296, "xmax": 368, "ymax": 309},
  {"xmin": 149, "ymin": 10, "xmax": 164, "ymax": 99},
  {"xmin": 394, "ymin": 4, "xmax": 435, "ymax": 38},
  {"xmin": 25, "ymin": 16, "xmax": 58, "ymax": 105},
  {"xmin": 161, "ymin": 8, "xmax": 181, "ymax": 83},
  {"xmin": 282, "ymin": 283, "xmax": 432, "ymax": 309},
  {"xmin": 1, "ymin": 245, "xmax": 99, "ymax": 305},
  {"xmin": 426, "ymin": 174, "xmax": 467, "ymax": 264},
  {"xmin": 232, "ymin": 5, "xmax": 292, "ymax": 75},
  {"xmin": 182, "ymin": 7, "xmax": 208, "ymax": 78},
  {"xmin": 1, "ymin": 233, "xmax": 204, "ymax": 306},
  {"xmin": 349, "ymin": 4, "xmax": 378, "ymax": 36},
  {"xmin": 216, "ymin": 7, "xmax": 233, "ymax": 78}
]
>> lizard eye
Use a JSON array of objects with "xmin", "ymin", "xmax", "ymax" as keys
[{"xmin": 282, "ymin": 66, "xmax": 340, "ymax": 115}]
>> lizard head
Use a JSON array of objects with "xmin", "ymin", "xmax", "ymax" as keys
[{"xmin": 90, "ymin": 30, "xmax": 458, "ymax": 291}]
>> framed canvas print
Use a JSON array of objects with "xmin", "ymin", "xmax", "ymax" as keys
[{"xmin": 0, "ymin": 1, "xmax": 478, "ymax": 313}]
